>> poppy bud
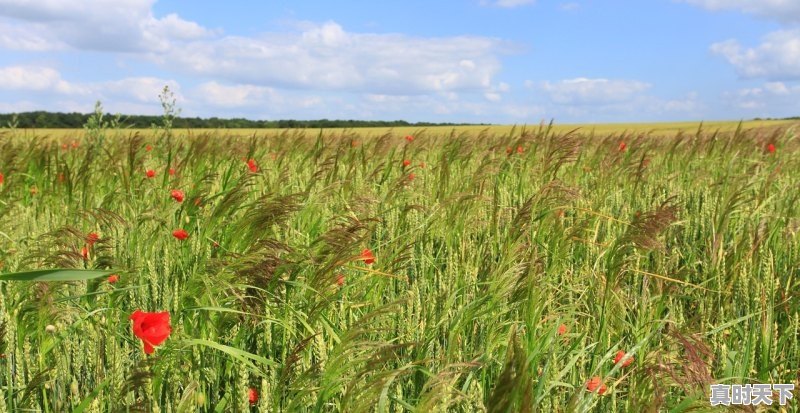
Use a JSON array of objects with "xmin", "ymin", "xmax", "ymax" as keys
[
  {"xmin": 171, "ymin": 189, "xmax": 185, "ymax": 203},
  {"xmin": 586, "ymin": 376, "xmax": 607, "ymax": 395},
  {"xmin": 172, "ymin": 229, "xmax": 189, "ymax": 240}
]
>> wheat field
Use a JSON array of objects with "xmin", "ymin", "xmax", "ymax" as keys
[{"xmin": 0, "ymin": 120, "xmax": 799, "ymax": 412}]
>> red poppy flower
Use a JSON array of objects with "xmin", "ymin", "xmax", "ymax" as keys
[
  {"xmin": 129, "ymin": 310, "xmax": 171, "ymax": 354},
  {"xmin": 172, "ymin": 229, "xmax": 189, "ymax": 240},
  {"xmin": 557, "ymin": 324, "xmax": 567, "ymax": 336},
  {"xmin": 145, "ymin": 144, "xmax": 153, "ymax": 152},
  {"xmin": 335, "ymin": 273, "xmax": 345, "ymax": 287},
  {"xmin": 767, "ymin": 143, "xmax": 776, "ymax": 153},
  {"xmin": 61, "ymin": 143, "xmax": 68, "ymax": 150},
  {"xmin": 405, "ymin": 135, "xmax": 414, "ymax": 142},
  {"xmin": 81, "ymin": 245, "xmax": 89, "ymax": 260},
  {"xmin": 586, "ymin": 376, "xmax": 607, "ymax": 395},
  {"xmin": 169, "ymin": 168, "xmax": 176, "ymax": 176},
  {"xmin": 506, "ymin": 147, "xmax": 513, "ymax": 155},
  {"xmin": 248, "ymin": 388, "xmax": 259, "ymax": 405},
  {"xmin": 146, "ymin": 169, "xmax": 156, "ymax": 178},
  {"xmin": 108, "ymin": 274, "xmax": 119, "ymax": 284},
  {"xmin": 517, "ymin": 146, "xmax": 524, "ymax": 154},
  {"xmin": 86, "ymin": 232, "xmax": 100, "ymax": 247},
  {"xmin": 408, "ymin": 173, "xmax": 415, "ymax": 181},
  {"xmin": 361, "ymin": 248, "xmax": 375, "ymax": 265},
  {"xmin": 71, "ymin": 140, "xmax": 79, "ymax": 149},
  {"xmin": 403, "ymin": 159, "xmax": 411, "ymax": 167},
  {"xmin": 0, "ymin": 172, "xmax": 4, "ymax": 185},
  {"xmin": 619, "ymin": 141, "xmax": 627, "ymax": 152},
  {"xmin": 351, "ymin": 140, "xmax": 359, "ymax": 147},
  {"xmin": 247, "ymin": 159, "xmax": 258, "ymax": 173},
  {"xmin": 613, "ymin": 350, "xmax": 633, "ymax": 367},
  {"xmin": 170, "ymin": 189, "xmax": 184, "ymax": 203}
]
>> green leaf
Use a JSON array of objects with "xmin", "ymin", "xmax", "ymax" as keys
[
  {"xmin": 182, "ymin": 339, "xmax": 277, "ymax": 376},
  {"xmin": 0, "ymin": 269, "xmax": 115, "ymax": 282},
  {"xmin": 72, "ymin": 377, "xmax": 111, "ymax": 413}
]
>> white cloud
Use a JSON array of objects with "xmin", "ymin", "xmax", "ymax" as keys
[
  {"xmin": 484, "ymin": 82, "xmax": 510, "ymax": 101},
  {"xmin": 0, "ymin": 20, "xmax": 64, "ymax": 50},
  {"xmin": 0, "ymin": 64, "xmax": 182, "ymax": 114},
  {"xmin": 194, "ymin": 82, "xmax": 281, "ymax": 108},
  {"xmin": 680, "ymin": 0, "xmax": 800, "ymax": 24},
  {"xmin": 162, "ymin": 21, "xmax": 506, "ymax": 95},
  {"xmin": 99, "ymin": 77, "xmax": 182, "ymax": 103},
  {"xmin": 724, "ymin": 81, "xmax": 800, "ymax": 114},
  {"xmin": 0, "ymin": 2, "xmax": 509, "ymax": 99},
  {"xmin": 0, "ymin": 0, "xmax": 215, "ymax": 52},
  {"xmin": 711, "ymin": 30, "xmax": 800, "ymax": 80},
  {"xmin": 0, "ymin": 66, "xmax": 88, "ymax": 94},
  {"xmin": 481, "ymin": 0, "xmax": 537, "ymax": 8},
  {"xmin": 538, "ymin": 78, "xmax": 651, "ymax": 105}
]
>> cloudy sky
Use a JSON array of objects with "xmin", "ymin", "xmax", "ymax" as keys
[{"xmin": 0, "ymin": 0, "xmax": 798, "ymax": 123}]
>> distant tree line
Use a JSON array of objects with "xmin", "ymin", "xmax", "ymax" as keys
[{"xmin": 0, "ymin": 111, "xmax": 487, "ymax": 129}]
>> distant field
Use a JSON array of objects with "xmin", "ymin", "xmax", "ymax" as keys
[{"xmin": 11, "ymin": 119, "xmax": 797, "ymax": 140}]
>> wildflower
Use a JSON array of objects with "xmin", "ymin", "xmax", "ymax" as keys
[
  {"xmin": 146, "ymin": 169, "xmax": 156, "ymax": 178},
  {"xmin": 767, "ymin": 143, "xmax": 776, "ymax": 153},
  {"xmin": 0, "ymin": 172, "xmax": 4, "ymax": 185},
  {"xmin": 614, "ymin": 350, "xmax": 633, "ymax": 367},
  {"xmin": 408, "ymin": 173, "xmax": 416, "ymax": 181},
  {"xmin": 169, "ymin": 168, "xmax": 176, "ymax": 176},
  {"xmin": 557, "ymin": 324, "xmax": 567, "ymax": 336},
  {"xmin": 108, "ymin": 274, "xmax": 119, "ymax": 284},
  {"xmin": 61, "ymin": 143, "xmax": 68, "ymax": 150},
  {"xmin": 172, "ymin": 229, "xmax": 189, "ymax": 240},
  {"xmin": 71, "ymin": 140, "xmax": 79, "ymax": 149},
  {"xmin": 86, "ymin": 232, "xmax": 100, "ymax": 247},
  {"xmin": 145, "ymin": 144, "xmax": 153, "ymax": 152},
  {"xmin": 506, "ymin": 147, "xmax": 513, "ymax": 155},
  {"xmin": 517, "ymin": 146, "xmax": 524, "ymax": 154},
  {"xmin": 586, "ymin": 376, "xmax": 607, "ymax": 395},
  {"xmin": 129, "ymin": 310, "xmax": 171, "ymax": 354},
  {"xmin": 351, "ymin": 140, "xmax": 359, "ymax": 147},
  {"xmin": 170, "ymin": 189, "xmax": 185, "ymax": 203},
  {"xmin": 403, "ymin": 159, "xmax": 411, "ymax": 167},
  {"xmin": 619, "ymin": 141, "xmax": 627, "ymax": 152},
  {"xmin": 361, "ymin": 248, "xmax": 375, "ymax": 265},
  {"xmin": 81, "ymin": 245, "xmax": 89, "ymax": 260},
  {"xmin": 247, "ymin": 159, "xmax": 258, "ymax": 173},
  {"xmin": 248, "ymin": 388, "xmax": 259, "ymax": 405},
  {"xmin": 335, "ymin": 273, "xmax": 345, "ymax": 287},
  {"xmin": 405, "ymin": 135, "xmax": 414, "ymax": 142}
]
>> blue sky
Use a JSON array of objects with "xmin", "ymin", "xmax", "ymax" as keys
[{"xmin": 0, "ymin": 0, "xmax": 799, "ymax": 124}]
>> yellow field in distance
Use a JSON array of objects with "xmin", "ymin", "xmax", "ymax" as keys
[{"xmin": 10, "ymin": 119, "xmax": 797, "ymax": 139}]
